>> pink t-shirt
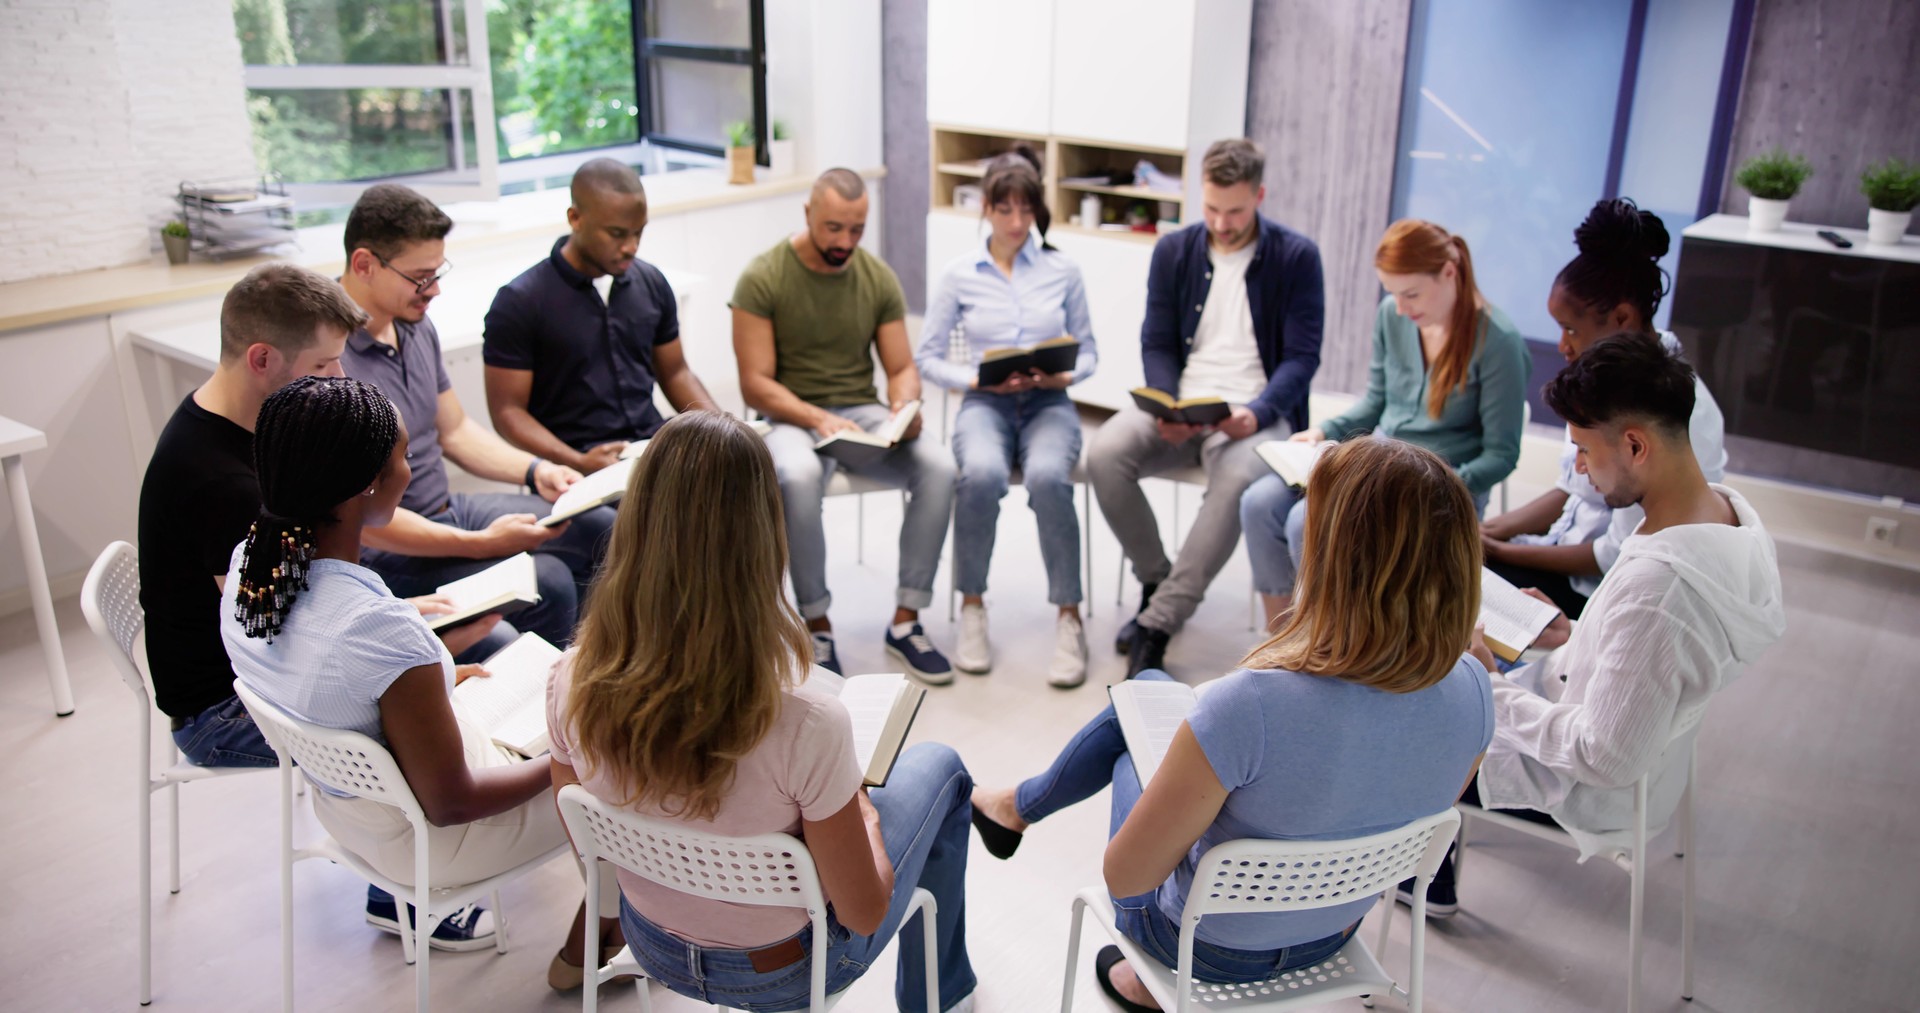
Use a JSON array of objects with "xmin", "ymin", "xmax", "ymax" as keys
[{"xmin": 546, "ymin": 652, "xmax": 864, "ymax": 948}]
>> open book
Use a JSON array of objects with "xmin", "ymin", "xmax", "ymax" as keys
[
  {"xmin": 804, "ymin": 669, "xmax": 927, "ymax": 787},
  {"xmin": 813, "ymin": 400, "xmax": 921, "ymax": 468},
  {"xmin": 1109, "ymin": 678, "xmax": 1223, "ymax": 785},
  {"xmin": 450, "ymin": 632, "xmax": 562, "ymax": 757},
  {"xmin": 1130, "ymin": 387, "xmax": 1231, "ymax": 427},
  {"xmin": 1255, "ymin": 440, "xmax": 1333, "ymax": 489},
  {"xmin": 977, "ymin": 337, "xmax": 1080, "ymax": 388},
  {"xmin": 426, "ymin": 553, "xmax": 540, "ymax": 631},
  {"xmin": 1480, "ymin": 567, "xmax": 1563, "ymax": 662},
  {"xmin": 540, "ymin": 456, "xmax": 637, "ymax": 527}
]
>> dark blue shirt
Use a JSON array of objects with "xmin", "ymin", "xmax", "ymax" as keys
[
  {"xmin": 483, "ymin": 237, "xmax": 680, "ymax": 451},
  {"xmin": 1141, "ymin": 214, "xmax": 1325, "ymax": 432},
  {"xmin": 342, "ymin": 318, "xmax": 453, "ymax": 516}
]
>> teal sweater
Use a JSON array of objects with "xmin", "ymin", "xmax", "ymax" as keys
[{"xmin": 1319, "ymin": 296, "xmax": 1530, "ymax": 497}]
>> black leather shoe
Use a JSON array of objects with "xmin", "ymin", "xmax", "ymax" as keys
[
  {"xmin": 1114, "ymin": 582, "xmax": 1159, "ymax": 654},
  {"xmin": 1125, "ymin": 626, "xmax": 1171, "ymax": 678}
]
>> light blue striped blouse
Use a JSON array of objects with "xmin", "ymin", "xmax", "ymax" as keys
[{"xmin": 915, "ymin": 232, "xmax": 1098, "ymax": 390}]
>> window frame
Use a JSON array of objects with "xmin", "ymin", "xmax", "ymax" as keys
[{"xmin": 632, "ymin": 0, "xmax": 769, "ymax": 165}]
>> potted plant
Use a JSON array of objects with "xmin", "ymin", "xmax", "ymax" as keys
[
  {"xmin": 1734, "ymin": 149, "xmax": 1813, "ymax": 232},
  {"xmin": 768, "ymin": 118, "xmax": 796, "ymax": 178},
  {"xmin": 1860, "ymin": 157, "xmax": 1920, "ymax": 245},
  {"xmin": 160, "ymin": 220, "xmax": 191, "ymax": 265},
  {"xmin": 724, "ymin": 120, "xmax": 756, "ymax": 185}
]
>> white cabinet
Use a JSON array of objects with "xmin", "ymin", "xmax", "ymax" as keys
[
  {"xmin": 926, "ymin": 0, "xmax": 1056, "ymax": 136},
  {"xmin": 1047, "ymin": 0, "xmax": 1196, "ymax": 151}
]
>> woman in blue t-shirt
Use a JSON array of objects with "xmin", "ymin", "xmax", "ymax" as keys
[
  {"xmin": 221, "ymin": 375, "xmax": 617, "ymax": 990},
  {"xmin": 971, "ymin": 436, "xmax": 1494, "ymax": 1010}
]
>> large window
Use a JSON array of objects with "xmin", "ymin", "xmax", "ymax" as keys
[{"xmin": 233, "ymin": 0, "xmax": 767, "ymax": 201}]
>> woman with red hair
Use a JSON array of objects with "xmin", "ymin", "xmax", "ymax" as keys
[{"xmin": 1240, "ymin": 219, "xmax": 1530, "ymax": 629}]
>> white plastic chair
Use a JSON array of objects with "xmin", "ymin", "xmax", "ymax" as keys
[
  {"xmin": 555, "ymin": 783, "xmax": 941, "ymax": 1013},
  {"xmin": 1454, "ymin": 705, "xmax": 1704, "ymax": 1013},
  {"xmin": 233, "ymin": 680, "xmax": 568, "ymax": 1013},
  {"xmin": 1061, "ymin": 808, "xmax": 1462, "ymax": 1013},
  {"xmin": 80, "ymin": 540, "xmax": 282, "ymax": 1007}
]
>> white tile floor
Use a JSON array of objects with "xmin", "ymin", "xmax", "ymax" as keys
[{"xmin": 3, "ymin": 475, "xmax": 1918, "ymax": 1012}]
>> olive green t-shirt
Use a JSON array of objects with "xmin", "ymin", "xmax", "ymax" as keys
[{"xmin": 730, "ymin": 238, "xmax": 908, "ymax": 407}]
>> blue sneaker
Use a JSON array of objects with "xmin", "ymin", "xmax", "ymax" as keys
[
  {"xmin": 884, "ymin": 623, "xmax": 954, "ymax": 686},
  {"xmin": 811, "ymin": 631, "xmax": 843, "ymax": 676},
  {"xmin": 366, "ymin": 887, "xmax": 497, "ymax": 952}
]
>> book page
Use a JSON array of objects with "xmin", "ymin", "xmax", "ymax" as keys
[
  {"xmin": 884, "ymin": 400, "xmax": 922, "ymax": 445},
  {"xmin": 1109, "ymin": 680, "xmax": 1198, "ymax": 785},
  {"xmin": 450, "ymin": 632, "xmax": 562, "ymax": 755},
  {"xmin": 838, "ymin": 673, "xmax": 909, "ymax": 776},
  {"xmin": 1255, "ymin": 441, "xmax": 1331, "ymax": 487},
  {"xmin": 617, "ymin": 438, "xmax": 650, "ymax": 460},
  {"xmin": 431, "ymin": 553, "xmax": 537, "ymax": 627},
  {"xmin": 547, "ymin": 456, "xmax": 636, "ymax": 523},
  {"xmin": 1480, "ymin": 567, "xmax": 1562, "ymax": 660}
]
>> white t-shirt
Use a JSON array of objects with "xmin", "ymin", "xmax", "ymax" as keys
[
  {"xmin": 1177, "ymin": 240, "xmax": 1265, "ymax": 404},
  {"xmin": 592, "ymin": 273, "xmax": 614, "ymax": 305}
]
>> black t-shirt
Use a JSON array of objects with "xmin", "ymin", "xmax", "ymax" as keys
[{"xmin": 137, "ymin": 394, "xmax": 260, "ymax": 718}]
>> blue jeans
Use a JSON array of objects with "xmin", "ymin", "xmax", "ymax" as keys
[
  {"xmin": 763, "ymin": 404, "xmax": 956, "ymax": 619},
  {"xmin": 1015, "ymin": 671, "xmax": 1354, "ymax": 983},
  {"xmin": 171, "ymin": 694, "xmax": 276, "ymax": 767},
  {"xmin": 360, "ymin": 491, "xmax": 616, "ymax": 647},
  {"xmin": 951, "ymin": 390, "xmax": 1082, "ymax": 604},
  {"xmin": 618, "ymin": 743, "xmax": 977, "ymax": 1012},
  {"xmin": 1241, "ymin": 474, "xmax": 1488, "ymax": 596}
]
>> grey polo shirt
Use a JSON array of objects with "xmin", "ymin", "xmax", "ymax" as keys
[{"xmin": 341, "ymin": 318, "xmax": 454, "ymax": 516}]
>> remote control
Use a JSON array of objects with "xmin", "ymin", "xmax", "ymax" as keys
[{"xmin": 1817, "ymin": 230, "xmax": 1853, "ymax": 249}]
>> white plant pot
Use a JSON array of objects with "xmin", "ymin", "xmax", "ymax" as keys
[
  {"xmin": 768, "ymin": 138, "xmax": 797, "ymax": 178},
  {"xmin": 1747, "ymin": 196, "xmax": 1789, "ymax": 232},
  {"xmin": 1866, "ymin": 207, "xmax": 1912, "ymax": 245}
]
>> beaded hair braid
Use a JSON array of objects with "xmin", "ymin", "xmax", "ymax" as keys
[{"xmin": 235, "ymin": 376, "xmax": 400, "ymax": 641}]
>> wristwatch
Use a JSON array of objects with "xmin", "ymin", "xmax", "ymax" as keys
[{"xmin": 523, "ymin": 457, "xmax": 543, "ymax": 490}]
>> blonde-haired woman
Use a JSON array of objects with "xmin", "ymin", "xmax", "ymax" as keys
[
  {"xmin": 971, "ymin": 437, "xmax": 1493, "ymax": 1012},
  {"xmin": 546, "ymin": 411, "xmax": 977, "ymax": 1013},
  {"xmin": 1241, "ymin": 219, "xmax": 1529, "ymax": 627}
]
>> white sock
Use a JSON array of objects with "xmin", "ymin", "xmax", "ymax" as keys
[{"xmin": 890, "ymin": 621, "xmax": 916, "ymax": 638}]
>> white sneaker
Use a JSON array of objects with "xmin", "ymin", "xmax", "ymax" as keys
[
  {"xmin": 955, "ymin": 602, "xmax": 991, "ymax": 674},
  {"xmin": 1048, "ymin": 612, "xmax": 1089, "ymax": 688}
]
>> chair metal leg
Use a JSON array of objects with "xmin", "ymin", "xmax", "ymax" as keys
[
  {"xmin": 915, "ymin": 892, "xmax": 940, "ymax": 1013},
  {"xmin": 415, "ymin": 837, "xmax": 434, "ymax": 1013},
  {"xmin": 856, "ymin": 493, "xmax": 865, "ymax": 565},
  {"xmin": 139, "ymin": 772, "xmax": 153, "ymax": 1004},
  {"xmin": 168, "ymin": 779, "xmax": 182, "ymax": 894},
  {"xmin": 1363, "ymin": 888, "xmax": 1392, "ymax": 1009},
  {"xmin": 280, "ymin": 763, "xmax": 295, "ymax": 1013},
  {"xmin": 1627, "ymin": 778, "xmax": 1648, "ymax": 1013},
  {"xmin": 1453, "ymin": 810, "xmax": 1470, "ymax": 886},
  {"xmin": 1082, "ymin": 484, "xmax": 1094, "ymax": 619},
  {"xmin": 1060, "ymin": 893, "xmax": 1088, "ymax": 1012},
  {"xmin": 1682, "ymin": 744, "xmax": 1697, "ymax": 1001},
  {"xmin": 492, "ymin": 888, "xmax": 508, "ymax": 953},
  {"xmin": 584, "ymin": 860, "xmax": 601, "ymax": 1013}
]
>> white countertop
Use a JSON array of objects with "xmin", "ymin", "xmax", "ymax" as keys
[
  {"xmin": 1683, "ymin": 213, "xmax": 1920, "ymax": 264},
  {"xmin": 0, "ymin": 415, "xmax": 48, "ymax": 459},
  {"xmin": 131, "ymin": 265, "xmax": 700, "ymax": 373}
]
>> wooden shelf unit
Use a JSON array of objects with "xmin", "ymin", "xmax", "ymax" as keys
[{"xmin": 930, "ymin": 125, "xmax": 1186, "ymax": 240}]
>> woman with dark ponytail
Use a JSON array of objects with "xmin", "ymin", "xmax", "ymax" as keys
[
  {"xmin": 1239, "ymin": 219, "xmax": 1530, "ymax": 629},
  {"xmin": 915, "ymin": 141, "xmax": 1100, "ymax": 687},
  {"xmin": 222, "ymin": 375, "xmax": 621, "ymax": 990},
  {"xmin": 1479, "ymin": 198, "xmax": 1728, "ymax": 617}
]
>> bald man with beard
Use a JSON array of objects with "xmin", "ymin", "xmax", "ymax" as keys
[{"xmin": 484, "ymin": 157, "xmax": 718, "ymax": 474}]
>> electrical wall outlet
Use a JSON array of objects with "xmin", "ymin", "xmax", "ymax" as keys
[{"xmin": 1867, "ymin": 517, "xmax": 1899, "ymax": 545}]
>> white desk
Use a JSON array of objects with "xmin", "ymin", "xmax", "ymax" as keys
[
  {"xmin": 1683, "ymin": 214, "xmax": 1920, "ymax": 264},
  {"xmin": 127, "ymin": 266, "xmax": 700, "ymax": 451},
  {"xmin": 0, "ymin": 416, "xmax": 74, "ymax": 716}
]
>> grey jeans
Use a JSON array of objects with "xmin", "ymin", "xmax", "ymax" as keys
[
  {"xmin": 764, "ymin": 403, "xmax": 956, "ymax": 619},
  {"xmin": 1086, "ymin": 405, "xmax": 1288, "ymax": 633}
]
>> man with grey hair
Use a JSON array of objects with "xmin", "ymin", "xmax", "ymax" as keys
[
  {"xmin": 1088, "ymin": 137, "xmax": 1326, "ymax": 677},
  {"xmin": 732, "ymin": 167, "xmax": 958, "ymax": 684},
  {"xmin": 485, "ymin": 158, "xmax": 717, "ymax": 474}
]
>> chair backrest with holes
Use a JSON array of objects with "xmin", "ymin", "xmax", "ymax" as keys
[
  {"xmin": 232, "ymin": 680, "xmax": 424, "ymax": 820},
  {"xmin": 556, "ymin": 784, "xmax": 827, "ymax": 913},
  {"xmin": 81, "ymin": 541, "xmax": 148, "ymax": 700},
  {"xmin": 1180, "ymin": 809, "xmax": 1462, "ymax": 922}
]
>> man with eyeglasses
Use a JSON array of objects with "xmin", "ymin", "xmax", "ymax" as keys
[{"xmin": 338, "ymin": 183, "xmax": 616, "ymax": 660}]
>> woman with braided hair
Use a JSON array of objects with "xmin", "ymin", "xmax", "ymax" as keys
[{"xmin": 221, "ymin": 375, "xmax": 622, "ymax": 989}]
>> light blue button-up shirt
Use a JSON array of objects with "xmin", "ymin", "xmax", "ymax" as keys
[{"xmin": 916, "ymin": 233, "xmax": 1098, "ymax": 390}]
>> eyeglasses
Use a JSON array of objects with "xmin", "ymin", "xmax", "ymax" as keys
[{"xmin": 374, "ymin": 253, "xmax": 453, "ymax": 295}]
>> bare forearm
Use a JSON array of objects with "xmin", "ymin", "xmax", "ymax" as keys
[
  {"xmin": 442, "ymin": 420, "xmax": 535, "ymax": 486},
  {"xmin": 1498, "ymin": 540, "xmax": 1600, "ymax": 577},
  {"xmin": 660, "ymin": 367, "xmax": 719, "ymax": 416},
  {"xmin": 1489, "ymin": 490, "xmax": 1569, "ymax": 539},
  {"xmin": 431, "ymin": 757, "xmax": 551, "ymax": 826},
  {"xmin": 884, "ymin": 368, "xmax": 921, "ymax": 409},
  {"xmin": 860, "ymin": 792, "xmax": 895, "ymax": 897},
  {"xmin": 362, "ymin": 508, "xmax": 484, "ymax": 559},
  {"xmin": 492, "ymin": 406, "xmax": 588, "ymax": 470},
  {"xmin": 743, "ymin": 375, "xmax": 831, "ymax": 430}
]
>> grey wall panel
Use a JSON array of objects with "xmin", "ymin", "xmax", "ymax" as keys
[
  {"xmin": 1246, "ymin": 0, "xmax": 1413, "ymax": 396},
  {"xmin": 1720, "ymin": 0, "xmax": 1920, "ymax": 228},
  {"xmin": 881, "ymin": 0, "xmax": 931, "ymax": 314}
]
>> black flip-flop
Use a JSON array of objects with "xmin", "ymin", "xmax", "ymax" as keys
[
  {"xmin": 1094, "ymin": 945, "xmax": 1161, "ymax": 1013},
  {"xmin": 969, "ymin": 804, "xmax": 1023, "ymax": 860}
]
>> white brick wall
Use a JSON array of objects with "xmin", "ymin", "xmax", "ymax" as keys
[{"xmin": 0, "ymin": 0, "xmax": 255, "ymax": 284}]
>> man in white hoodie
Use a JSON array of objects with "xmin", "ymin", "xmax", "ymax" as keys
[{"xmin": 1408, "ymin": 331, "xmax": 1785, "ymax": 916}]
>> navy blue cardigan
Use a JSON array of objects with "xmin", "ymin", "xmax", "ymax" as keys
[{"xmin": 1140, "ymin": 215, "xmax": 1325, "ymax": 433}]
